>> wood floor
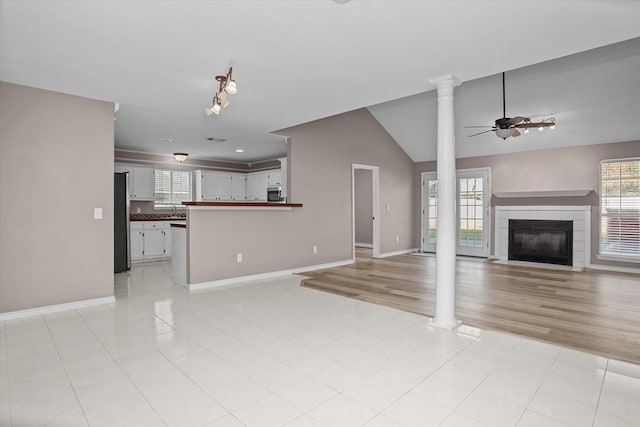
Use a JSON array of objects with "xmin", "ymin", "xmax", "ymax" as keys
[{"xmin": 300, "ymin": 248, "xmax": 640, "ymax": 365}]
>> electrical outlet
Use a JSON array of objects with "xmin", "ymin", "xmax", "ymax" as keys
[
  {"xmin": 136, "ymin": 207, "xmax": 141, "ymax": 213},
  {"xmin": 236, "ymin": 253, "xmax": 243, "ymax": 263},
  {"xmin": 94, "ymin": 208, "xmax": 103, "ymax": 220},
  {"xmin": 386, "ymin": 203, "xmax": 391, "ymax": 211},
  {"xmin": 312, "ymin": 246, "xmax": 318, "ymax": 254},
  {"xmin": 395, "ymin": 235, "xmax": 399, "ymax": 243}
]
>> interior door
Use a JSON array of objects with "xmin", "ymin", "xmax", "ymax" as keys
[{"xmin": 421, "ymin": 168, "xmax": 490, "ymax": 257}]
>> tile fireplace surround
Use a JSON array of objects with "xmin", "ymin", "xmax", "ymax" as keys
[{"xmin": 495, "ymin": 206, "xmax": 591, "ymax": 270}]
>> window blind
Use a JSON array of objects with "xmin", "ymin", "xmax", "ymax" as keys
[
  {"xmin": 600, "ymin": 158, "xmax": 640, "ymax": 259},
  {"xmin": 154, "ymin": 169, "xmax": 191, "ymax": 207}
]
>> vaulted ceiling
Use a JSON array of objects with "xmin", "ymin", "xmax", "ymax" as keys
[{"xmin": 2, "ymin": 1, "xmax": 639, "ymax": 162}]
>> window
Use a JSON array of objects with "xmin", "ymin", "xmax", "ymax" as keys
[
  {"xmin": 154, "ymin": 169, "xmax": 191, "ymax": 208},
  {"xmin": 600, "ymin": 158, "xmax": 640, "ymax": 261}
]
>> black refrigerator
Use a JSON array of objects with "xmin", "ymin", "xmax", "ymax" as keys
[{"xmin": 114, "ymin": 172, "xmax": 131, "ymax": 273}]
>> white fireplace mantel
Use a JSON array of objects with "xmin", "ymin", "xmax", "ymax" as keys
[
  {"xmin": 494, "ymin": 205, "xmax": 591, "ymax": 270},
  {"xmin": 493, "ymin": 190, "xmax": 592, "ymax": 198}
]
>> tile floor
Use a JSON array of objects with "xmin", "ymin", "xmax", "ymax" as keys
[{"xmin": 1, "ymin": 261, "xmax": 639, "ymax": 427}]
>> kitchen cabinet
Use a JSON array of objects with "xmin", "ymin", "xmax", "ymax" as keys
[
  {"xmin": 114, "ymin": 164, "xmax": 155, "ymax": 200},
  {"xmin": 195, "ymin": 169, "xmax": 279, "ymax": 202},
  {"xmin": 246, "ymin": 171, "xmax": 269, "ymax": 201},
  {"xmin": 246, "ymin": 169, "xmax": 281, "ymax": 201},
  {"xmin": 267, "ymin": 171, "xmax": 282, "ymax": 186},
  {"xmin": 143, "ymin": 223, "xmax": 167, "ymax": 258},
  {"xmin": 133, "ymin": 167, "xmax": 155, "ymax": 200},
  {"xmin": 231, "ymin": 173, "xmax": 246, "ymax": 201},
  {"xmin": 278, "ymin": 158, "xmax": 287, "ymax": 198},
  {"xmin": 131, "ymin": 221, "xmax": 176, "ymax": 262},
  {"xmin": 130, "ymin": 222, "xmax": 144, "ymax": 261},
  {"xmin": 195, "ymin": 170, "xmax": 235, "ymax": 201}
]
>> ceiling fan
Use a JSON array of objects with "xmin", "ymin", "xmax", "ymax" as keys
[{"xmin": 465, "ymin": 72, "xmax": 556, "ymax": 140}]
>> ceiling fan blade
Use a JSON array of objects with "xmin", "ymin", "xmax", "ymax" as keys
[
  {"xmin": 507, "ymin": 116, "xmax": 527, "ymax": 125},
  {"xmin": 512, "ymin": 129, "xmax": 521, "ymax": 137},
  {"xmin": 516, "ymin": 121, "xmax": 554, "ymax": 129},
  {"xmin": 468, "ymin": 129, "xmax": 494, "ymax": 137},
  {"xmin": 464, "ymin": 126, "xmax": 494, "ymax": 128}
]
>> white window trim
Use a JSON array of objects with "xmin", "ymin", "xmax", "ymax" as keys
[
  {"xmin": 598, "ymin": 157, "xmax": 640, "ymax": 263},
  {"xmin": 154, "ymin": 169, "xmax": 192, "ymax": 209}
]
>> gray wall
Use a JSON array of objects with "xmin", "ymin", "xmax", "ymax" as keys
[
  {"xmin": 354, "ymin": 169, "xmax": 373, "ymax": 245},
  {"xmin": 188, "ymin": 108, "xmax": 415, "ymax": 283},
  {"xmin": 414, "ymin": 140, "xmax": 640, "ymax": 268},
  {"xmin": 0, "ymin": 82, "xmax": 115, "ymax": 313}
]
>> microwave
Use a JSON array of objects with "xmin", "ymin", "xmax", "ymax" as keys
[{"xmin": 267, "ymin": 186, "xmax": 283, "ymax": 202}]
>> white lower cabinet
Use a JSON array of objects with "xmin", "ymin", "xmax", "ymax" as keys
[
  {"xmin": 131, "ymin": 221, "xmax": 174, "ymax": 262},
  {"xmin": 131, "ymin": 222, "xmax": 145, "ymax": 261}
]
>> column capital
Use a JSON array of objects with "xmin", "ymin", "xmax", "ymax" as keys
[{"xmin": 428, "ymin": 74, "xmax": 461, "ymax": 94}]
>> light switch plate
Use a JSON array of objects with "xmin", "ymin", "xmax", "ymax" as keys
[{"xmin": 94, "ymin": 208, "xmax": 103, "ymax": 220}]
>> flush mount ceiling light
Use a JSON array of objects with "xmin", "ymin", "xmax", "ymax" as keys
[
  {"xmin": 205, "ymin": 67, "xmax": 238, "ymax": 116},
  {"xmin": 173, "ymin": 153, "xmax": 188, "ymax": 162}
]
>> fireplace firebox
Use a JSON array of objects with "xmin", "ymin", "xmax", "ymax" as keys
[{"xmin": 508, "ymin": 219, "xmax": 573, "ymax": 266}]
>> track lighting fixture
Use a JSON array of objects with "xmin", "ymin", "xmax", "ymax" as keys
[{"xmin": 205, "ymin": 67, "xmax": 238, "ymax": 116}]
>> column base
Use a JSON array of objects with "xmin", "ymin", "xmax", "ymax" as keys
[{"xmin": 429, "ymin": 317, "xmax": 463, "ymax": 330}]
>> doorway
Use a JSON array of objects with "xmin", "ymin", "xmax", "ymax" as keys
[
  {"xmin": 421, "ymin": 168, "xmax": 491, "ymax": 257},
  {"xmin": 352, "ymin": 164, "xmax": 380, "ymax": 259}
]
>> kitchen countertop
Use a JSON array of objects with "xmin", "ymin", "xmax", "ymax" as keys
[
  {"xmin": 130, "ymin": 214, "xmax": 186, "ymax": 221},
  {"xmin": 182, "ymin": 202, "xmax": 302, "ymax": 208}
]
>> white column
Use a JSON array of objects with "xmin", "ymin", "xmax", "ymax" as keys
[{"xmin": 428, "ymin": 74, "xmax": 461, "ymax": 329}]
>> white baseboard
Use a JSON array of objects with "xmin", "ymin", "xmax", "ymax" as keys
[
  {"xmin": 355, "ymin": 243, "xmax": 373, "ymax": 248},
  {"xmin": 188, "ymin": 259, "xmax": 354, "ymax": 292},
  {"xmin": 588, "ymin": 263, "xmax": 640, "ymax": 274},
  {"xmin": 0, "ymin": 296, "xmax": 116, "ymax": 321},
  {"xmin": 377, "ymin": 248, "xmax": 418, "ymax": 258}
]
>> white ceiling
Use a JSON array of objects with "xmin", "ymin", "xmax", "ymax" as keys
[{"xmin": 2, "ymin": 1, "xmax": 640, "ymax": 162}]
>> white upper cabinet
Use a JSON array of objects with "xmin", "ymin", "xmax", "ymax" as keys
[
  {"xmin": 114, "ymin": 164, "xmax": 155, "ymax": 200},
  {"xmin": 195, "ymin": 170, "xmax": 237, "ymax": 201},
  {"xmin": 132, "ymin": 167, "xmax": 155, "ymax": 200},
  {"xmin": 231, "ymin": 173, "xmax": 246, "ymax": 201},
  {"xmin": 246, "ymin": 171, "xmax": 269, "ymax": 201},
  {"xmin": 279, "ymin": 157, "xmax": 287, "ymax": 197},
  {"xmin": 267, "ymin": 171, "xmax": 282, "ymax": 186},
  {"xmin": 186, "ymin": 168, "xmax": 282, "ymax": 202}
]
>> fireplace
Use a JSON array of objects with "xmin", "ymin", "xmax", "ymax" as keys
[
  {"xmin": 495, "ymin": 206, "xmax": 590, "ymax": 270},
  {"xmin": 508, "ymin": 219, "xmax": 573, "ymax": 266}
]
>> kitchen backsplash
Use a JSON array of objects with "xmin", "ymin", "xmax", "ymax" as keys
[{"xmin": 130, "ymin": 212, "xmax": 186, "ymax": 220}]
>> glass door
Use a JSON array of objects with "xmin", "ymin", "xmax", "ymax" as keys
[
  {"xmin": 422, "ymin": 173, "xmax": 438, "ymax": 252},
  {"xmin": 421, "ymin": 168, "xmax": 490, "ymax": 257},
  {"xmin": 456, "ymin": 169, "xmax": 489, "ymax": 257}
]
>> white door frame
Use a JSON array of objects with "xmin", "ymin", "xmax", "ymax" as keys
[
  {"xmin": 420, "ymin": 167, "xmax": 491, "ymax": 257},
  {"xmin": 352, "ymin": 164, "xmax": 380, "ymax": 259},
  {"xmin": 421, "ymin": 172, "xmax": 438, "ymax": 253},
  {"xmin": 456, "ymin": 168, "xmax": 491, "ymax": 257}
]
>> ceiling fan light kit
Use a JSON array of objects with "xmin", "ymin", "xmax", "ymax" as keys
[
  {"xmin": 205, "ymin": 67, "xmax": 238, "ymax": 116},
  {"xmin": 465, "ymin": 72, "xmax": 557, "ymax": 140}
]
